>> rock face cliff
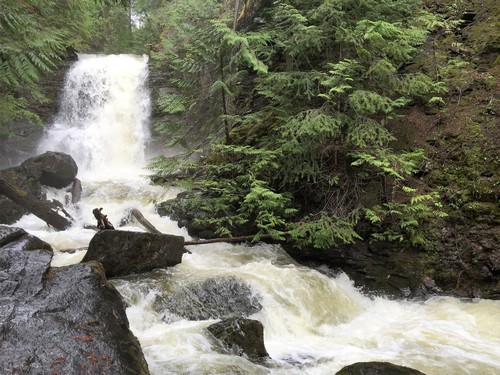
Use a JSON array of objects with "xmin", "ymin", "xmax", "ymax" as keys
[{"xmin": 0, "ymin": 56, "xmax": 75, "ymax": 169}]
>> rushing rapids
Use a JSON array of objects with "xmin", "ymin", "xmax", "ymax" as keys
[{"xmin": 10, "ymin": 54, "xmax": 500, "ymax": 374}]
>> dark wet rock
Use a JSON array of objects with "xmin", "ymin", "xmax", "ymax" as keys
[
  {"xmin": 156, "ymin": 194, "xmax": 220, "ymax": 239},
  {"xmin": 206, "ymin": 318, "xmax": 269, "ymax": 363},
  {"xmin": 83, "ymin": 230, "xmax": 185, "ymax": 278},
  {"xmin": 285, "ymin": 238, "xmax": 425, "ymax": 299},
  {"xmin": 22, "ymin": 151, "xmax": 78, "ymax": 188},
  {"xmin": 0, "ymin": 228, "xmax": 150, "ymax": 375},
  {"xmin": 336, "ymin": 362, "xmax": 426, "ymax": 375},
  {"xmin": 155, "ymin": 276, "xmax": 262, "ymax": 321},
  {"xmin": 0, "ymin": 152, "xmax": 78, "ymax": 224},
  {"xmin": 0, "ymin": 225, "xmax": 52, "ymax": 252}
]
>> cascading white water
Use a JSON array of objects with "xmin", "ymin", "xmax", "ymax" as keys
[
  {"xmin": 16, "ymin": 54, "xmax": 187, "ymax": 258},
  {"xmin": 13, "ymin": 54, "xmax": 500, "ymax": 375},
  {"xmin": 38, "ymin": 54, "xmax": 151, "ymax": 179}
]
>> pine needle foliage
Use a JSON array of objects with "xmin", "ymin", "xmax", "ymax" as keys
[{"xmin": 150, "ymin": 0, "xmax": 449, "ymax": 250}]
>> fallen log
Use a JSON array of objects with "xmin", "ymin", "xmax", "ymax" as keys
[
  {"xmin": 184, "ymin": 234, "xmax": 273, "ymax": 246},
  {"xmin": 116, "ymin": 208, "xmax": 272, "ymax": 246},
  {"xmin": 0, "ymin": 175, "xmax": 73, "ymax": 230}
]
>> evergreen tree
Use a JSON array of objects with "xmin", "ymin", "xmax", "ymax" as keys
[{"xmin": 149, "ymin": 0, "xmax": 448, "ymax": 249}]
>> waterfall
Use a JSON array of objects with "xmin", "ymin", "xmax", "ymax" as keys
[
  {"xmin": 14, "ymin": 54, "xmax": 500, "ymax": 375},
  {"xmin": 19, "ymin": 54, "xmax": 186, "ymax": 253},
  {"xmin": 38, "ymin": 54, "xmax": 151, "ymax": 180}
]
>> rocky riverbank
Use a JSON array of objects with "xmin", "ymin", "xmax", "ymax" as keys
[{"xmin": 0, "ymin": 226, "xmax": 150, "ymax": 374}]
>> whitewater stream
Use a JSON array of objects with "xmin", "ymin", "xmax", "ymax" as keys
[{"xmin": 10, "ymin": 54, "xmax": 500, "ymax": 375}]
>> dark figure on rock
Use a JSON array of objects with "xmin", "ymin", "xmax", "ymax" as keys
[{"xmin": 93, "ymin": 207, "xmax": 115, "ymax": 230}]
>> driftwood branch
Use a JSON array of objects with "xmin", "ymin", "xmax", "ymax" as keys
[
  {"xmin": 129, "ymin": 208, "xmax": 162, "ymax": 234},
  {"xmin": 0, "ymin": 175, "xmax": 73, "ymax": 230},
  {"xmin": 119, "ymin": 208, "xmax": 162, "ymax": 234},
  {"xmin": 93, "ymin": 207, "xmax": 115, "ymax": 230}
]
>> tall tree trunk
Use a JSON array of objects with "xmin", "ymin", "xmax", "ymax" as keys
[
  {"xmin": 219, "ymin": 52, "xmax": 232, "ymax": 144},
  {"xmin": 233, "ymin": 0, "xmax": 241, "ymax": 30},
  {"xmin": 0, "ymin": 176, "xmax": 72, "ymax": 231}
]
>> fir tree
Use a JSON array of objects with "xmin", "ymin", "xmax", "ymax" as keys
[{"xmin": 150, "ymin": 0, "xmax": 448, "ymax": 249}]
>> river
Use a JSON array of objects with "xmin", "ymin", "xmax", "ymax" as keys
[{"xmin": 11, "ymin": 54, "xmax": 500, "ymax": 375}]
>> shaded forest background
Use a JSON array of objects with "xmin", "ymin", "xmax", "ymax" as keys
[{"xmin": 1, "ymin": 0, "xmax": 498, "ymax": 297}]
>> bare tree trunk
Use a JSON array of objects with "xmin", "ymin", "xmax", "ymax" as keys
[
  {"xmin": 0, "ymin": 176, "xmax": 73, "ymax": 231},
  {"xmin": 233, "ymin": 0, "xmax": 241, "ymax": 30},
  {"xmin": 219, "ymin": 52, "xmax": 232, "ymax": 144}
]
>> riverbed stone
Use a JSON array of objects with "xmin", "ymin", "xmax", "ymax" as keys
[
  {"xmin": 83, "ymin": 229, "xmax": 185, "ymax": 278},
  {"xmin": 335, "ymin": 361, "xmax": 426, "ymax": 375},
  {"xmin": 206, "ymin": 318, "xmax": 269, "ymax": 362},
  {"xmin": 0, "ymin": 227, "xmax": 150, "ymax": 375}
]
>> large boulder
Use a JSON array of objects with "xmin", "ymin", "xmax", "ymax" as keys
[
  {"xmin": 21, "ymin": 151, "xmax": 78, "ymax": 188},
  {"xmin": 206, "ymin": 318, "xmax": 269, "ymax": 363},
  {"xmin": 0, "ymin": 225, "xmax": 150, "ymax": 375},
  {"xmin": 154, "ymin": 276, "xmax": 262, "ymax": 321},
  {"xmin": 83, "ymin": 230, "xmax": 185, "ymax": 278},
  {"xmin": 0, "ymin": 151, "xmax": 78, "ymax": 224},
  {"xmin": 335, "ymin": 362, "xmax": 426, "ymax": 375}
]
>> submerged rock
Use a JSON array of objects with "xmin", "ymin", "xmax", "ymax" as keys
[
  {"xmin": 0, "ymin": 226, "xmax": 150, "ymax": 375},
  {"xmin": 206, "ymin": 318, "xmax": 269, "ymax": 362},
  {"xmin": 83, "ymin": 230, "xmax": 185, "ymax": 278},
  {"xmin": 335, "ymin": 362, "xmax": 426, "ymax": 375},
  {"xmin": 155, "ymin": 276, "xmax": 262, "ymax": 321}
]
